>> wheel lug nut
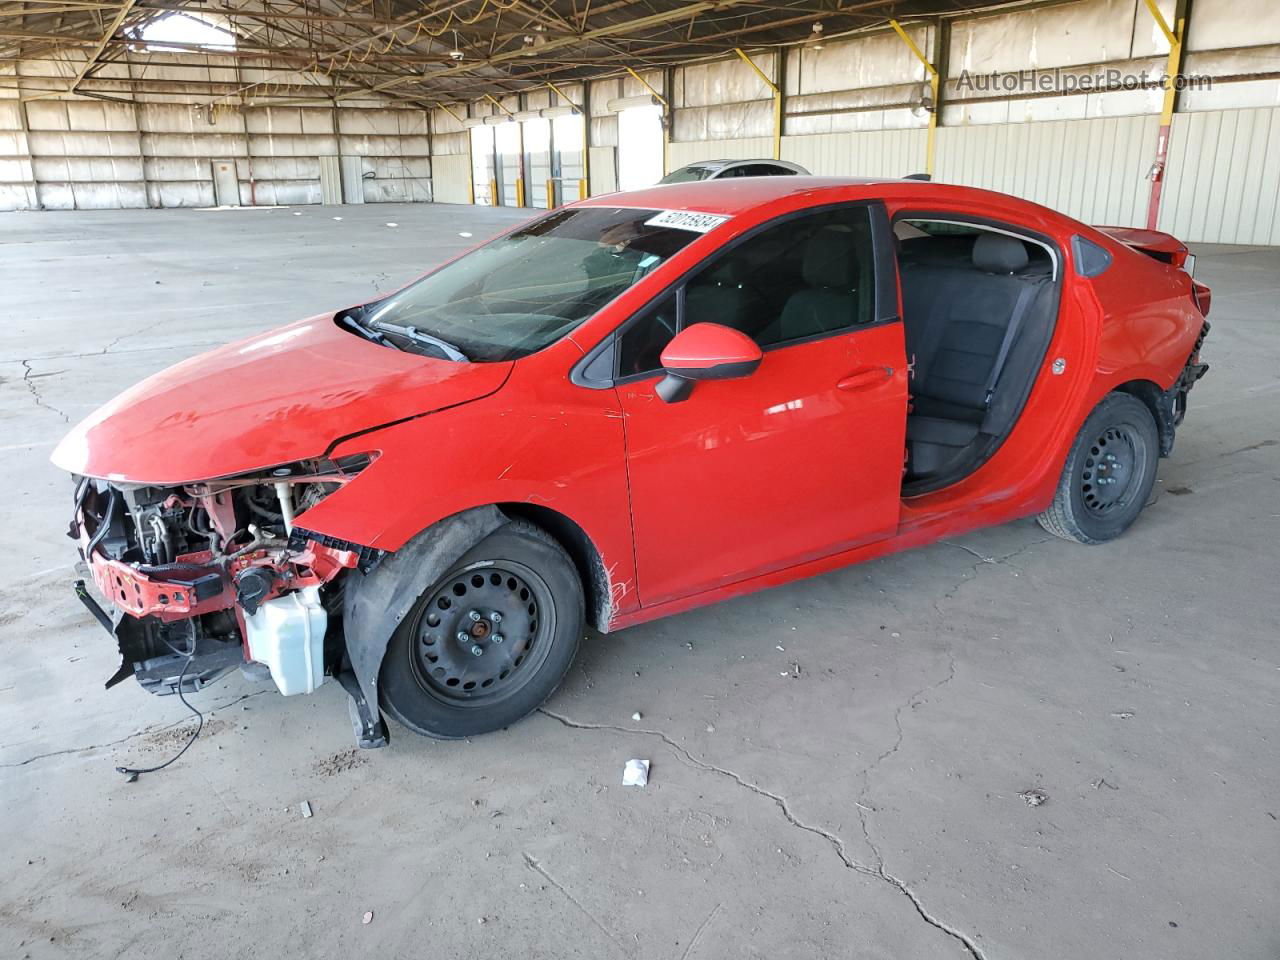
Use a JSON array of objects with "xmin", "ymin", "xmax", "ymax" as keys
[
  {"xmin": 456, "ymin": 631, "xmax": 470, "ymax": 643},
  {"xmin": 491, "ymin": 611, "xmax": 503, "ymax": 624},
  {"xmin": 468, "ymin": 610, "xmax": 482, "ymax": 622},
  {"xmin": 491, "ymin": 634, "xmax": 504, "ymax": 644},
  {"xmin": 470, "ymin": 644, "xmax": 484, "ymax": 657}
]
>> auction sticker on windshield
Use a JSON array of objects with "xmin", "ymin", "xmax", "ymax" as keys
[{"xmin": 644, "ymin": 210, "xmax": 730, "ymax": 233}]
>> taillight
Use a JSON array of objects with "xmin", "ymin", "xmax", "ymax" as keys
[{"xmin": 1191, "ymin": 280, "xmax": 1211, "ymax": 317}]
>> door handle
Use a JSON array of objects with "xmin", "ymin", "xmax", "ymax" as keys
[{"xmin": 837, "ymin": 367, "xmax": 893, "ymax": 392}]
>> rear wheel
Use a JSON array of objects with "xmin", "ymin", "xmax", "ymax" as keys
[
  {"xmin": 380, "ymin": 521, "xmax": 583, "ymax": 739},
  {"xmin": 1038, "ymin": 393, "xmax": 1159, "ymax": 544}
]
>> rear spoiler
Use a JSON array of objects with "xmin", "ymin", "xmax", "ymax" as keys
[{"xmin": 1094, "ymin": 225, "xmax": 1193, "ymax": 272}]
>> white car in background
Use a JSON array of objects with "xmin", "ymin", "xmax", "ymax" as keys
[{"xmin": 659, "ymin": 159, "xmax": 809, "ymax": 183}]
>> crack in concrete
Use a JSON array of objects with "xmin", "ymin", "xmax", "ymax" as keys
[
  {"xmin": 523, "ymin": 852, "xmax": 630, "ymax": 956},
  {"xmin": 0, "ymin": 689, "xmax": 270, "ymax": 768},
  {"xmin": 539, "ymin": 708, "xmax": 987, "ymax": 960},
  {"xmin": 20, "ymin": 359, "xmax": 70, "ymax": 423},
  {"xmin": 678, "ymin": 902, "xmax": 722, "ymax": 960},
  {"xmin": 854, "ymin": 655, "xmax": 960, "ymax": 873},
  {"xmin": 932, "ymin": 536, "xmax": 1054, "ymax": 615},
  {"xmin": 4, "ymin": 340, "xmax": 226, "ymax": 366}
]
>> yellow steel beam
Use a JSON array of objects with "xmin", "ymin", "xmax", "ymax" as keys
[
  {"xmin": 734, "ymin": 47, "xmax": 780, "ymax": 160},
  {"xmin": 890, "ymin": 19, "xmax": 939, "ymax": 176},
  {"xmin": 625, "ymin": 65, "xmax": 667, "ymax": 174},
  {"xmin": 1143, "ymin": 0, "xmax": 1179, "ymax": 47},
  {"xmin": 545, "ymin": 79, "xmax": 581, "ymax": 112},
  {"xmin": 1142, "ymin": 0, "xmax": 1186, "ymax": 228},
  {"xmin": 484, "ymin": 93, "xmax": 515, "ymax": 118},
  {"xmin": 435, "ymin": 101, "xmax": 466, "ymax": 125},
  {"xmin": 546, "ymin": 79, "xmax": 591, "ymax": 199},
  {"xmin": 889, "ymin": 19, "xmax": 937, "ymax": 78},
  {"xmin": 624, "ymin": 65, "xmax": 666, "ymax": 107}
]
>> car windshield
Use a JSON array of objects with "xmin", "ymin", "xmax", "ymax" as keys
[
  {"xmin": 659, "ymin": 164, "xmax": 720, "ymax": 184},
  {"xmin": 359, "ymin": 207, "xmax": 700, "ymax": 362}
]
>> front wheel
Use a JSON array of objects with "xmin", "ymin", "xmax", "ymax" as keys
[
  {"xmin": 1038, "ymin": 392, "xmax": 1159, "ymax": 544},
  {"xmin": 380, "ymin": 521, "xmax": 584, "ymax": 739}
]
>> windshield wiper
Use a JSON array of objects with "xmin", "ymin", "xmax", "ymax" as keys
[{"xmin": 366, "ymin": 318, "xmax": 470, "ymax": 363}]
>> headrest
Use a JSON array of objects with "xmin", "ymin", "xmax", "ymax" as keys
[
  {"xmin": 972, "ymin": 233, "xmax": 1029, "ymax": 274},
  {"xmin": 706, "ymin": 257, "xmax": 748, "ymax": 285},
  {"xmin": 803, "ymin": 228, "xmax": 858, "ymax": 288}
]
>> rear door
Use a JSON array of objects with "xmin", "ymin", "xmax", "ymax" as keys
[{"xmin": 613, "ymin": 202, "xmax": 908, "ymax": 606}]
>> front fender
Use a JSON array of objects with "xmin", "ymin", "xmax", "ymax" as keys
[{"xmin": 341, "ymin": 505, "xmax": 508, "ymax": 739}]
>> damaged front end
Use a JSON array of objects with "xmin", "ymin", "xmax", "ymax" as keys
[{"xmin": 69, "ymin": 454, "xmax": 382, "ymax": 708}]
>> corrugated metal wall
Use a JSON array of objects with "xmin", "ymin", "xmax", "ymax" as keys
[
  {"xmin": 0, "ymin": 94, "xmax": 433, "ymax": 210},
  {"xmin": 667, "ymin": 137, "xmax": 774, "ymax": 169},
  {"xmin": 3, "ymin": 0, "xmax": 1279, "ymax": 238},
  {"xmin": 782, "ymin": 129, "xmax": 928, "ymax": 178},
  {"xmin": 667, "ymin": 130, "xmax": 927, "ymax": 180},
  {"xmin": 936, "ymin": 116, "xmax": 1157, "ymax": 228},
  {"xmin": 1159, "ymin": 107, "xmax": 1280, "ymax": 245},
  {"xmin": 665, "ymin": 112, "xmax": 1280, "ymax": 245}
]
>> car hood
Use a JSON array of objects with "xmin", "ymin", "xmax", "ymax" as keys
[{"xmin": 52, "ymin": 315, "xmax": 512, "ymax": 485}]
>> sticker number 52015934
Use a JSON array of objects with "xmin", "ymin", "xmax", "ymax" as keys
[{"xmin": 643, "ymin": 209, "xmax": 730, "ymax": 233}]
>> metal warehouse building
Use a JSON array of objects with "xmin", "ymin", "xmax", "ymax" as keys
[
  {"xmin": 2, "ymin": 0, "xmax": 1278, "ymax": 244},
  {"xmin": 2, "ymin": 2, "xmax": 1278, "ymax": 959}
]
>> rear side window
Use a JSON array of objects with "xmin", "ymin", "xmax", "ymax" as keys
[{"xmin": 616, "ymin": 204, "xmax": 876, "ymax": 377}]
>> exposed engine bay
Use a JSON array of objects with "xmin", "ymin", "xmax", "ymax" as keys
[{"xmin": 70, "ymin": 454, "xmax": 380, "ymax": 700}]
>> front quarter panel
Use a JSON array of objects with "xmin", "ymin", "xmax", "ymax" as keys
[{"xmin": 295, "ymin": 338, "xmax": 639, "ymax": 618}]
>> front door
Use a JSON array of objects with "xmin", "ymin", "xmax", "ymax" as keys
[{"xmin": 614, "ymin": 203, "xmax": 908, "ymax": 606}]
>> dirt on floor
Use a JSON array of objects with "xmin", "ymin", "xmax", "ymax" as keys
[{"xmin": 0, "ymin": 206, "xmax": 1276, "ymax": 960}]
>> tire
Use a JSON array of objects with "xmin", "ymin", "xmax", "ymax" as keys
[
  {"xmin": 380, "ymin": 520, "xmax": 584, "ymax": 739},
  {"xmin": 1038, "ymin": 392, "xmax": 1159, "ymax": 544}
]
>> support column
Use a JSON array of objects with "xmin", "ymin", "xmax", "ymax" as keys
[
  {"xmin": 734, "ymin": 47, "xmax": 781, "ymax": 160},
  {"xmin": 625, "ymin": 66, "xmax": 668, "ymax": 176},
  {"xmin": 1144, "ymin": 0, "xmax": 1189, "ymax": 231},
  {"xmin": 891, "ymin": 19, "xmax": 940, "ymax": 177},
  {"xmin": 581, "ymin": 81, "xmax": 591, "ymax": 199},
  {"xmin": 16, "ymin": 93, "xmax": 41, "ymax": 210}
]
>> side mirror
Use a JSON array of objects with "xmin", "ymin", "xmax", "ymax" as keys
[{"xmin": 656, "ymin": 322, "xmax": 763, "ymax": 403}]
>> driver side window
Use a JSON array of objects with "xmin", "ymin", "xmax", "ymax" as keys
[{"xmin": 616, "ymin": 204, "xmax": 876, "ymax": 378}]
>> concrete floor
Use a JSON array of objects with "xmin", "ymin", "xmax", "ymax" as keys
[{"xmin": 1, "ymin": 202, "xmax": 1276, "ymax": 960}]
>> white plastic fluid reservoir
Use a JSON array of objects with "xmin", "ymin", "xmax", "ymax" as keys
[{"xmin": 243, "ymin": 586, "xmax": 328, "ymax": 696}]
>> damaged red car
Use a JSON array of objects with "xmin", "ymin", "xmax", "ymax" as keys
[{"xmin": 54, "ymin": 177, "xmax": 1210, "ymax": 749}]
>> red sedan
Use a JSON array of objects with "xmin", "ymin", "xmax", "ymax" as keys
[{"xmin": 54, "ymin": 177, "xmax": 1210, "ymax": 748}]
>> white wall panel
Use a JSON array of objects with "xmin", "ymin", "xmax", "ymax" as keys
[
  {"xmin": 588, "ymin": 145, "xmax": 617, "ymax": 194},
  {"xmin": 431, "ymin": 153, "xmax": 471, "ymax": 204},
  {"xmin": 935, "ymin": 115, "xmax": 1156, "ymax": 227},
  {"xmin": 667, "ymin": 137, "xmax": 774, "ymax": 169},
  {"xmin": 781, "ymin": 129, "xmax": 927, "ymax": 177},
  {"xmin": 1159, "ymin": 107, "xmax": 1280, "ymax": 245}
]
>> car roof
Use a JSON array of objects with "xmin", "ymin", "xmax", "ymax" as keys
[{"xmin": 578, "ymin": 175, "xmax": 900, "ymax": 217}]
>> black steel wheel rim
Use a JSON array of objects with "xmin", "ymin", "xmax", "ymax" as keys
[
  {"xmin": 1080, "ymin": 425, "xmax": 1141, "ymax": 516},
  {"xmin": 408, "ymin": 560, "xmax": 555, "ymax": 706}
]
